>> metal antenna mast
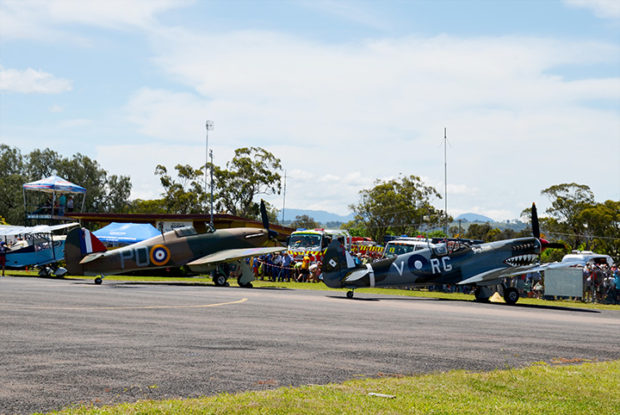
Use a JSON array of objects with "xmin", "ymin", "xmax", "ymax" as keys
[
  {"xmin": 281, "ymin": 170, "xmax": 287, "ymax": 223},
  {"xmin": 443, "ymin": 127, "xmax": 448, "ymax": 236},
  {"xmin": 205, "ymin": 120, "xmax": 214, "ymax": 217},
  {"xmin": 209, "ymin": 149, "xmax": 214, "ymax": 227}
]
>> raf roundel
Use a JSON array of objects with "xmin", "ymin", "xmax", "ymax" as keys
[
  {"xmin": 150, "ymin": 244, "xmax": 171, "ymax": 266},
  {"xmin": 408, "ymin": 254, "xmax": 429, "ymax": 272}
]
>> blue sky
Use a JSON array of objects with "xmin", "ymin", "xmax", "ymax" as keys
[{"xmin": 1, "ymin": 0, "xmax": 619, "ymax": 221}]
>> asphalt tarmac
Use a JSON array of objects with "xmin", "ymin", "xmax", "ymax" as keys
[{"xmin": 1, "ymin": 276, "xmax": 619, "ymax": 414}]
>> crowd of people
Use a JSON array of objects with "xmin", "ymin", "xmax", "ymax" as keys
[
  {"xmin": 252, "ymin": 250, "xmax": 379, "ymax": 283},
  {"xmin": 583, "ymin": 263, "xmax": 620, "ymax": 304}
]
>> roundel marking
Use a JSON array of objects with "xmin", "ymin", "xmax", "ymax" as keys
[
  {"xmin": 150, "ymin": 244, "xmax": 171, "ymax": 266},
  {"xmin": 408, "ymin": 254, "xmax": 429, "ymax": 272}
]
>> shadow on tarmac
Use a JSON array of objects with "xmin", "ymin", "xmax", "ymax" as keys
[{"xmin": 328, "ymin": 293, "xmax": 602, "ymax": 313}]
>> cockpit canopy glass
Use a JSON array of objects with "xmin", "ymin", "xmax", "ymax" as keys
[{"xmin": 174, "ymin": 226, "xmax": 198, "ymax": 237}]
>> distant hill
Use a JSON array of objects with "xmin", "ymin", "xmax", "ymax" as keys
[
  {"xmin": 456, "ymin": 213, "xmax": 495, "ymax": 223},
  {"xmin": 279, "ymin": 208, "xmax": 354, "ymax": 225}
]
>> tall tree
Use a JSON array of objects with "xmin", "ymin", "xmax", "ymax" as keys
[
  {"xmin": 0, "ymin": 145, "xmax": 132, "ymax": 224},
  {"xmin": 155, "ymin": 164, "xmax": 207, "ymax": 214},
  {"xmin": 578, "ymin": 200, "xmax": 620, "ymax": 259},
  {"xmin": 540, "ymin": 183, "xmax": 595, "ymax": 250},
  {"xmin": 0, "ymin": 145, "xmax": 26, "ymax": 224},
  {"xmin": 349, "ymin": 175, "xmax": 444, "ymax": 242},
  {"xmin": 213, "ymin": 147, "xmax": 282, "ymax": 219}
]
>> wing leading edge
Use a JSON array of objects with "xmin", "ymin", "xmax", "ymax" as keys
[{"xmin": 186, "ymin": 246, "xmax": 285, "ymax": 266}]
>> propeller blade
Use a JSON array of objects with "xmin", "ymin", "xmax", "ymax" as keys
[
  {"xmin": 531, "ymin": 202, "xmax": 540, "ymax": 239},
  {"xmin": 260, "ymin": 199, "xmax": 279, "ymax": 240},
  {"xmin": 260, "ymin": 199, "xmax": 269, "ymax": 231}
]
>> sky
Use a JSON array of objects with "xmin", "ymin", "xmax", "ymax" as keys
[{"xmin": 1, "ymin": 0, "xmax": 619, "ymax": 222}]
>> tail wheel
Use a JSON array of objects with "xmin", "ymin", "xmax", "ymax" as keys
[
  {"xmin": 94, "ymin": 277, "xmax": 103, "ymax": 285},
  {"xmin": 503, "ymin": 287, "xmax": 520, "ymax": 305},
  {"xmin": 346, "ymin": 290, "xmax": 354, "ymax": 299}
]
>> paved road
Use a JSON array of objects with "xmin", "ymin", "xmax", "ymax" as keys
[{"xmin": 1, "ymin": 277, "xmax": 619, "ymax": 414}]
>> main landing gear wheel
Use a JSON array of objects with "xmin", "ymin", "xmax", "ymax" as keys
[
  {"xmin": 346, "ymin": 290, "xmax": 355, "ymax": 299},
  {"xmin": 503, "ymin": 287, "xmax": 520, "ymax": 305},
  {"xmin": 474, "ymin": 287, "xmax": 490, "ymax": 302},
  {"xmin": 213, "ymin": 274, "xmax": 228, "ymax": 287},
  {"xmin": 94, "ymin": 277, "xmax": 103, "ymax": 285}
]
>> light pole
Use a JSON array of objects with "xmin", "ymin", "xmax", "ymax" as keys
[{"xmin": 205, "ymin": 120, "xmax": 214, "ymax": 216}]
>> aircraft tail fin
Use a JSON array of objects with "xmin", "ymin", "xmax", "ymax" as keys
[
  {"xmin": 321, "ymin": 240, "xmax": 358, "ymax": 288},
  {"xmin": 65, "ymin": 228, "xmax": 107, "ymax": 275}
]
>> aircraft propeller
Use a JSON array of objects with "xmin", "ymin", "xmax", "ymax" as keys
[
  {"xmin": 531, "ymin": 202, "xmax": 565, "ymax": 250},
  {"xmin": 260, "ymin": 199, "xmax": 279, "ymax": 241}
]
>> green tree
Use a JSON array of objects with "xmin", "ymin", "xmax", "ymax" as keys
[
  {"xmin": 349, "ymin": 175, "xmax": 444, "ymax": 243},
  {"xmin": 289, "ymin": 215, "xmax": 319, "ymax": 230},
  {"xmin": 0, "ymin": 145, "xmax": 26, "ymax": 224},
  {"xmin": 0, "ymin": 145, "xmax": 132, "ymax": 224},
  {"xmin": 540, "ymin": 183, "xmax": 594, "ymax": 249},
  {"xmin": 213, "ymin": 147, "xmax": 282, "ymax": 219},
  {"xmin": 578, "ymin": 200, "xmax": 620, "ymax": 260},
  {"xmin": 155, "ymin": 164, "xmax": 206, "ymax": 214},
  {"xmin": 128, "ymin": 199, "xmax": 169, "ymax": 214}
]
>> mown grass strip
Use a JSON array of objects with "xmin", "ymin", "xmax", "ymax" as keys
[{"xmin": 43, "ymin": 360, "xmax": 620, "ymax": 415}]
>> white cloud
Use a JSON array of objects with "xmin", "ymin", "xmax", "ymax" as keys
[
  {"xmin": 0, "ymin": 0, "xmax": 191, "ymax": 41},
  {"xmin": 120, "ymin": 28, "xmax": 618, "ymax": 218},
  {"xmin": 564, "ymin": 0, "xmax": 620, "ymax": 19},
  {"xmin": 0, "ymin": 65, "xmax": 72, "ymax": 93}
]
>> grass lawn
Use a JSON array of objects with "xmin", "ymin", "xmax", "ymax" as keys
[{"xmin": 43, "ymin": 360, "xmax": 620, "ymax": 414}]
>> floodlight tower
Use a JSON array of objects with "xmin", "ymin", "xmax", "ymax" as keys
[{"xmin": 205, "ymin": 120, "xmax": 214, "ymax": 216}]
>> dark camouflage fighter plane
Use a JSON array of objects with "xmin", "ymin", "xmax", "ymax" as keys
[
  {"xmin": 321, "ymin": 203, "xmax": 565, "ymax": 305},
  {"xmin": 65, "ymin": 201, "xmax": 284, "ymax": 285}
]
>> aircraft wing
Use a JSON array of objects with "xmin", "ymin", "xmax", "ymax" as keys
[
  {"xmin": 186, "ymin": 246, "xmax": 286, "ymax": 266},
  {"xmin": 457, "ymin": 262, "xmax": 576, "ymax": 286},
  {"xmin": 0, "ymin": 222, "xmax": 79, "ymax": 236}
]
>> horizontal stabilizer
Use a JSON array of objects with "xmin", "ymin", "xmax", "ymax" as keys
[
  {"xmin": 344, "ymin": 268, "xmax": 370, "ymax": 283},
  {"xmin": 79, "ymin": 252, "xmax": 106, "ymax": 264}
]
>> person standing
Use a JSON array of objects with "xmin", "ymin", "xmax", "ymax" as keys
[
  {"xmin": 281, "ymin": 251, "xmax": 293, "ymax": 282},
  {"xmin": 0, "ymin": 241, "xmax": 7, "ymax": 276},
  {"xmin": 67, "ymin": 196, "xmax": 74, "ymax": 212},
  {"xmin": 58, "ymin": 193, "xmax": 67, "ymax": 216}
]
